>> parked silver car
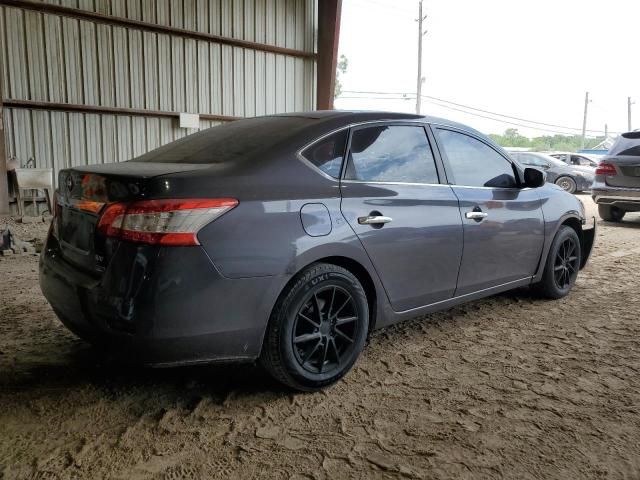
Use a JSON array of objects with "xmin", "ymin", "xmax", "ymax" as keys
[
  {"xmin": 592, "ymin": 131, "xmax": 640, "ymax": 221},
  {"xmin": 509, "ymin": 151, "xmax": 595, "ymax": 193},
  {"xmin": 549, "ymin": 152, "xmax": 599, "ymax": 168}
]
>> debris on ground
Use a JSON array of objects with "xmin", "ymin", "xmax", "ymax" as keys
[{"xmin": 0, "ymin": 226, "xmax": 38, "ymax": 256}]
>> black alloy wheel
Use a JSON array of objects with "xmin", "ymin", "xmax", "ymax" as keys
[
  {"xmin": 292, "ymin": 285, "xmax": 359, "ymax": 375},
  {"xmin": 260, "ymin": 263, "xmax": 369, "ymax": 391},
  {"xmin": 553, "ymin": 236, "xmax": 580, "ymax": 290},
  {"xmin": 534, "ymin": 225, "xmax": 582, "ymax": 299}
]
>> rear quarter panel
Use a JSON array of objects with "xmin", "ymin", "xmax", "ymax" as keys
[{"xmin": 182, "ymin": 154, "xmax": 388, "ymax": 328}]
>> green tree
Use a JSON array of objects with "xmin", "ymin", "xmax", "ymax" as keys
[
  {"xmin": 334, "ymin": 55, "xmax": 348, "ymax": 99},
  {"xmin": 489, "ymin": 129, "xmax": 603, "ymax": 152}
]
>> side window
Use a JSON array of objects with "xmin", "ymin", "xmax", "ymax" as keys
[
  {"xmin": 345, "ymin": 125, "xmax": 439, "ymax": 183},
  {"xmin": 435, "ymin": 129, "xmax": 517, "ymax": 188},
  {"xmin": 301, "ymin": 130, "xmax": 348, "ymax": 179}
]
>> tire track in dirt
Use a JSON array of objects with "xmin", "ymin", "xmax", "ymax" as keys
[{"xmin": 1, "ymin": 202, "xmax": 640, "ymax": 479}]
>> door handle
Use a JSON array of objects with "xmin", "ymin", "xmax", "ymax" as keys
[
  {"xmin": 358, "ymin": 215, "xmax": 393, "ymax": 225},
  {"xmin": 465, "ymin": 211, "xmax": 488, "ymax": 220}
]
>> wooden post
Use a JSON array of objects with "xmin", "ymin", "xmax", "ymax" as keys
[
  {"xmin": 316, "ymin": 0, "xmax": 342, "ymax": 110},
  {"xmin": 0, "ymin": 50, "xmax": 9, "ymax": 216}
]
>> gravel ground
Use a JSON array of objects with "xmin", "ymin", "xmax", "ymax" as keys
[{"xmin": 1, "ymin": 196, "xmax": 640, "ymax": 480}]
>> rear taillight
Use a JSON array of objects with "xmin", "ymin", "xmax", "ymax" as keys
[
  {"xmin": 595, "ymin": 162, "xmax": 617, "ymax": 176},
  {"xmin": 97, "ymin": 198, "xmax": 238, "ymax": 246}
]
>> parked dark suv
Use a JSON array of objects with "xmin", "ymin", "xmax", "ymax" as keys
[
  {"xmin": 39, "ymin": 111, "xmax": 596, "ymax": 391},
  {"xmin": 592, "ymin": 131, "xmax": 640, "ymax": 221}
]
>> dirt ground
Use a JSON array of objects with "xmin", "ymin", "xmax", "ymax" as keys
[{"xmin": 1, "ymin": 196, "xmax": 640, "ymax": 480}]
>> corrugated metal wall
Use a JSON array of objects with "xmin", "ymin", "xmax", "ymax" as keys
[{"xmin": 1, "ymin": 0, "xmax": 317, "ymax": 184}]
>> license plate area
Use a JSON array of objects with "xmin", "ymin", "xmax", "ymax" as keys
[{"xmin": 60, "ymin": 207, "xmax": 96, "ymax": 253}]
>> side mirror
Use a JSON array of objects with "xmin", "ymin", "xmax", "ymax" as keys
[{"xmin": 523, "ymin": 167, "xmax": 546, "ymax": 188}]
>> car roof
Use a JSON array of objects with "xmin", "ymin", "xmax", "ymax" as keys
[{"xmin": 268, "ymin": 110, "xmax": 479, "ymax": 135}]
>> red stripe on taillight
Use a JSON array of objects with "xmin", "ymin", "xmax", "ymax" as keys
[
  {"xmin": 96, "ymin": 202, "xmax": 128, "ymax": 238},
  {"xmin": 96, "ymin": 198, "xmax": 238, "ymax": 246},
  {"xmin": 595, "ymin": 162, "xmax": 617, "ymax": 176}
]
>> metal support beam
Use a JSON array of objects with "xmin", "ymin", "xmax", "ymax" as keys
[
  {"xmin": 0, "ymin": 0, "xmax": 315, "ymax": 59},
  {"xmin": 3, "ymin": 99, "xmax": 240, "ymax": 122},
  {"xmin": 0, "ymin": 50, "xmax": 9, "ymax": 216},
  {"xmin": 316, "ymin": 0, "xmax": 343, "ymax": 110}
]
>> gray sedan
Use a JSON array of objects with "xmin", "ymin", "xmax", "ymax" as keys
[
  {"xmin": 39, "ymin": 111, "xmax": 596, "ymax": 391},
  {"xmin": 509, "ymin": 151, "xmax": 595, "ymax": 193}
]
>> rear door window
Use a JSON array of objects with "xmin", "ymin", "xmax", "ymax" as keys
[
  {"xmin": 435, "ymin": 129, "xmax": 517, "ymax": 188},
  {"xmin": 301, "ymin": 130, "xmax": 348, "ymax": 179},
  {"xmin": 344, "ymin": 125, "xmax": 439, "ymax": 184}
]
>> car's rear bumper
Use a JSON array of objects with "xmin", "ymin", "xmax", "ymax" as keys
[
  {"xmin": 580, "ymin": 216, "xmax": 596, "ymax": 269},
  {"xmin": 39, "ymin": 234, "xmax": 282, "ymax": 366},
  {"xmin": 592, "ymin": 184, "xmax": 640, "ymax": 210},
  {"xmin": 575, "ymin": 176, "xmax": 594, "ymax": 192}
]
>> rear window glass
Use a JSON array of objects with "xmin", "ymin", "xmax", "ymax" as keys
[
  {"xmin": 132, "ymin": 116, "xmax": 312, "ymax": 164},
  {"xmin": 301, "ymin": 130, "xmax": 348, "ymax": 178},
  {"xmin": 608, "ymin": 132, "xmax": 640, "ymax": 156}
]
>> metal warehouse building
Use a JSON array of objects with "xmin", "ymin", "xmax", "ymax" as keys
[{"xmin": 0, "ymin": 0, "xmax": 342, "ymax": 214}]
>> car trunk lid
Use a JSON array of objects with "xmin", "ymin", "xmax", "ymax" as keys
[{"xmin": 54, "ymin": 162, "xmax": 210, "ymax": 274}]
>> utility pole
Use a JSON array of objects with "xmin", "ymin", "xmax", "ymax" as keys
[
  {"xmin": 605, "ymin": 124, "xmax": 608, "ymax": 138},
  {"xmin": 581, "ymin": 91, "xmax": 590, "ymax": 149},
  {"xmin": 628, "ymin": 97, "xmax": 634, "ymax": 132},
  {"xmin": 415, "ymin": 0, "xmax": 426, "ymax": 115}
]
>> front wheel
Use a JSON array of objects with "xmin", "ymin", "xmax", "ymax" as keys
[
  {"xmin": 598, "ymin": 204, "xmax": 625, "ymax": 222},
  {"xmin": 534, "ymin": 226, "xmax": 581, "ymax": 299},
  {"xmin": 555, "ymin": 176, "xmax": 577, "ymax": 193},
  {"xmin": 260, "ymin": 263, "xmax": 369, "ymax": 391}
]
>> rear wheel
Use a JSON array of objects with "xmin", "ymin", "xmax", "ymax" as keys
[
  {"xmin": 598, "ymin": 204, "xmax": 625, "ymax": 222},
  {"xmin": 534, "ymin": 226, "xmax": 581, "ymax": 299},
  {"xmin": 555, "ymin": 176, "xmax": 577, "ymax": 193},
  {"xmin": 260, "ymin": 263, "xmax": 369, "ymax": 391}
]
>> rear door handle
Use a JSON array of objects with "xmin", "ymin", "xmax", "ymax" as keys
[
  {"xmin": 465, "ymin": 211, "xmax": 488, "ymax": 220},
  {"xmin": 358, "ymin": 215, "xmax": 393, "ymax": 225}
]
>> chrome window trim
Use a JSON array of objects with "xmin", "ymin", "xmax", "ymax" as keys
[
  {"xmin": 340, "ymin": 179, "xmax": 452, "ymax": 188},
  {"xmin": 451, "ymin": 184, "xmax": 532, "ymax": 191}
]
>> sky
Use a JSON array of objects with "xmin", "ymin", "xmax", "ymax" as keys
[{"xmin": 334, "ymin": 0, "xmax": 639, "ymax": 139}]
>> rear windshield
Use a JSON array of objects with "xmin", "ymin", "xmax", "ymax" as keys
[
  {"xmin": 608, "ymin": 132, "xmax": 640, "ymax": 156},
  {"xmin": 132, "ymin": 116, "xmax": 312, "ymax": 164}
]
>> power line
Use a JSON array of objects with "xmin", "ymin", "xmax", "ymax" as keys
[
  {"xmin": 421, "ymin": 99, "xmax": 600, "ymax": 137},
  {"xmin": 337, "ymin": 94, "xmax": 601, "ymax": 136},
  {"xmin": 340, "ymin": 90, "xmax": 619, "ymax": 135}
]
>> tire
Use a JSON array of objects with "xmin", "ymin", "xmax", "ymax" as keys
[
  {"xmin": 555, "ymin": 176, "xmax": 577, "ymax": 194},
  {"xmin": 260, "ymin": 263, "xmax": 369, "ymax": 391},
  {"xmin": 598, "ymin": 204, "xmax": 625, "ymax": 222},
  {"xmin": 534, "ymin": 226, "xmax": 581, "ymax": 299}
]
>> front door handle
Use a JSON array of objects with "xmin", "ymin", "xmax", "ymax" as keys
[
  {"xmin": 465, "ymin": 211, "xmax": 488, "ymax": 220},
  {"xmin": 358, "ymin": 215, "xmax": 393, "ymax": 225}
]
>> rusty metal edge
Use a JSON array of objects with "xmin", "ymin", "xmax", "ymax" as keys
[{"xmin": 3, "ymin": 99, "xmax": 240, "ymax": 122}]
